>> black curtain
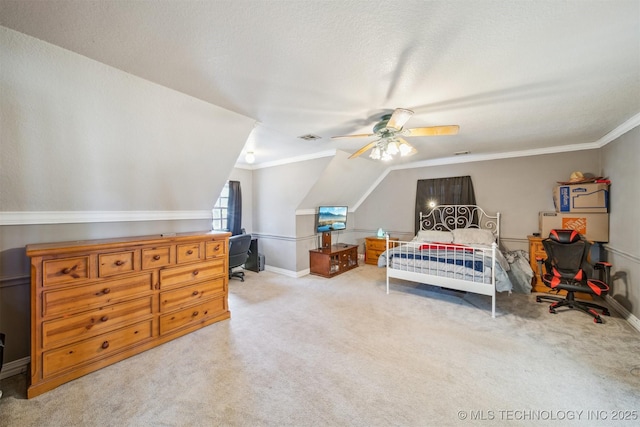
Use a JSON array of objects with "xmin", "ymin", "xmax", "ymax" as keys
[
  {"xmin": 414, "ymin": 176, "xmax": 476, "ymax": 234},
  {"xmin": 227, "ymin": 181, "xmax": 243, "ymax": 236}
]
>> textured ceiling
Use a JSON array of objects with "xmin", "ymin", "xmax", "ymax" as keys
[{"xmin": 1, "ymin": 0, "xmax": 639, "ymax": 166}]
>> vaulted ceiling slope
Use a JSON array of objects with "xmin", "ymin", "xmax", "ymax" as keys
[{"xmin": 1, "ymin": 0, "xmax": 639, "ymax": 167}]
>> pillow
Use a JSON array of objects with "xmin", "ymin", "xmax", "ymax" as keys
[
  {"xmin": 414, "ymin": 230, "xmax": 454, "ymax": 243},
  {"xmin": 452, "ymin": 228, "xmax": 496, "ymax": 246}
]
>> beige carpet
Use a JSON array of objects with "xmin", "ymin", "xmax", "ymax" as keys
[{"xmin": 1, "ymin": 265, "xmax": 640, "ymax": 426}]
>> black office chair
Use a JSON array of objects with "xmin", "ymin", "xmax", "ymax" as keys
[
  {"xmin": 228, "ymin": 233, "xmax": 252, "ymax": 282},
  {"xmin": 536, "ymin": 229, "xmax": 611, "ymax": 323}
]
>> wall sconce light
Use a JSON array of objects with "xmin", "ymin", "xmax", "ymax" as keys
[{"xmin": 245, "ymin": 151, "xmax": 255, "ymax": 164}]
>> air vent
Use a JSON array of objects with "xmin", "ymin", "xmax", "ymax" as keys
[{"xmin": 298, "ymin": 134, "xmax": 322, "ymax": 141}]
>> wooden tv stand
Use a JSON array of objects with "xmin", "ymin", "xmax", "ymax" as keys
[{"xmin": 309, "ymin": 244, "xmax": 358, "ymax": 278}]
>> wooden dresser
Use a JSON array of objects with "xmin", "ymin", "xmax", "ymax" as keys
[
  {"xmin": 26, "ymin": 231, "xmax": 230, "ymax": 398},
  {"xmin": 365, "ymin": 236, "xmax": 399, "ymax": 265}
]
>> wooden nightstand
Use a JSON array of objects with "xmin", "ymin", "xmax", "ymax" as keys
[
  {"xmin": 528, "ymin": 235, "xmax": 547, "ymax": 292},
  {"xmin": 365, "ymin": 236, "xmax": 399, "ymax": 265}
]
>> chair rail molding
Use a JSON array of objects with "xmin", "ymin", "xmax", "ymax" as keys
[{"xmin": 0, "ymin": 210, "xmax": 212, "ymax": 225}]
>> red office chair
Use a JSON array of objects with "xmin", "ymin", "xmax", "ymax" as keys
[{"xmin": 536, "ymin": 229, "xmax": 611, "ymax": 323}]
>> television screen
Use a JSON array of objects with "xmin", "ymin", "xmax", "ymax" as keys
[{"xmin": 316, "ymin": 206, "xmax": 348, "ymax": 233}]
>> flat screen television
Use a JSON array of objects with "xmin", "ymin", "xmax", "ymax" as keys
[{"xmin": 316, "ymin": 206, "xmax": 348, "ymax": 233}]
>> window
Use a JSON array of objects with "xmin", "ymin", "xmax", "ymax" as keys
[
  {"xmin": 414, "ymin": 176, "xmax": 476, "ymax": 234},
  {"xmin": 212, "ymin": 181, "xmax": 229, "ymax": 231}
]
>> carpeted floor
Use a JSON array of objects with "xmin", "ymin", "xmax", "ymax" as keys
[{"xmin": 1, "ymin": 265, "xmax": 639, "ymax": 426}]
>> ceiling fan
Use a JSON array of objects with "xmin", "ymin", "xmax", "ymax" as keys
[{"xmin": 331, "ymin": 108, "xmax": 459, "ymax": 160}]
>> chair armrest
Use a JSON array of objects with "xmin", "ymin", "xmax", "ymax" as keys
[{"xmin": 594, "ymin": 261, "xmax": 612, "ymax": 283}]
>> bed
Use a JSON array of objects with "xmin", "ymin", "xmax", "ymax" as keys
[{"xmin": 378, "ymin": 205, "xmax": 515, "ymax": 318}]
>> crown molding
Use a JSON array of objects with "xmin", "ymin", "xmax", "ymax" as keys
[
  {"xmin": 0, "ymin": 210, "xmax": 212, "ymax": 226},
  {"xmin": 594, "ymin": 111, "xmax": 640, "ymax": 147},
  {"xmin": 235, "ymin": 149, "xmax": 336, "ymax": 170}
]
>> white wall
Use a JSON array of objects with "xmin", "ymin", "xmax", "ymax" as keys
[
  {"xmin": 251, "ymin": 157, "xmax": 332, "ymax": 272},
  {"xmin": 354, "ymin": 150, "xmax": 602, "ymax": 249},
  {"xmin": 297, "ymin": 150, "xmax": 387, "ymax": 211},
  {"xmin": 1, "ymin": 27, "xmax": 255, "ymax": 212},
  {"xmin": 601, "ymin": 126, "xmax": 640, "ymax": 322}
]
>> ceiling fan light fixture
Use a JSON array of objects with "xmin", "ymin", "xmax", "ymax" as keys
[
  {"xmin": 399, "ymin": 141, "xmax": 413, "ymax": 156},
  {"xmin": 386, "ymin": 140, "xmax": 399, "ymax": 155},
  {"xmin": 333, "ymin": 107, "xmax": 459, "ymax": 160}
]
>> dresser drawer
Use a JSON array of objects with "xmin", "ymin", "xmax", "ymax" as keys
[
  {"xmin": 366, "ymin": 239, "xmax": 386, "ymax": 251},
  {"xmin": 177, "ymin": 243, "xmax": 202, "ymax": 264},
  {"xmin": 98, "ymin": 250, "xmax": 138, "ymax": 277},
  {"xmin": 142, "ymin": 246, "xmax": 172, "ymax": 269},
  {"xmin": 43, "ymin": 273, "xmax": 153, "ymax": 317},
  {"xmin": 205, "ymin": 240, "xmax": 226, "ymax": 258},
  {"xmin": 43, "ymin": 256, "xmax": 90, "ymax": 287},
  {"xmin": 159, "ymin": 296, "xmax": 227, "ymax": 336},
  {"xmin": 42, "ymin": 320, "xmax": 153, "ymax": 378},
  {"xmin": 159, "ymin": 277, "xmax": 226, "ymax": 312},
  {"xmin": 159, "ymin": 259, "xmax": 225, "ymax": 289},
  {"xmin": 42, "ymin": 296, "xmax": 153, "ymax": 349}
]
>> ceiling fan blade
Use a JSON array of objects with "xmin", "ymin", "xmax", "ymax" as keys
[
  {"xmin": 348, "ymin": 140, "xmax": 379, "ymax": 159},
  {"xmin": 386, "ymin": 108, "xmax": 414, "ymax": 130},
  {"xmin": 331, "ymin": 133, "xmax": 375, "ymax": 139},
  {"xmin": 405, "ymin": 125, "xmax": 459, "ymax": 137}
]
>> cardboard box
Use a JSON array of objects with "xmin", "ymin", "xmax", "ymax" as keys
[
  {"xmin": 553, "ymin": 183, "xmax": 609, "ymax": 213},
  {"xmin": 539, "ymin": 211, "xmax": 609, "ymax": 242}
]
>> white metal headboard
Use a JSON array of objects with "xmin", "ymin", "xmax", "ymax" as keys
[{"xmin": 419, "ymin": 205, "xmax": 501, "ymax": 245}]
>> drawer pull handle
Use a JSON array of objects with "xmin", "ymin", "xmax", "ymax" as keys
[
  {"xmin": 187, "ymin": 250, "xmax": 194, "ymax": 255},
  {"xmin": 62, "ymin": 265, "xmax": 77, "ymax": 275},
  {"xmin": 215, "ymin": 245, "xmax": 220, "ymax": 251},
  {"xmin": 102, "ymin": 288, "xmax": 111, "ymax": 295},
  {"xmin": 192, "ymin": 290, "xmax": 199, "ymax": 296},
  {"xmin": 193, "ymin": 270, "xmax": 199, "ymax": 276},
  {"xmin": 101, "ymin": 341, "xmax": 109, "ymax": 349},
  {"xmin": 153, "ymin": 255, "xmax": 161, "ymax": 260},
  {"xmin": 101, "ymin": 316, "xmax": 109, "ymax": 322},
  {"xmin": 192, "ymin": 311, "xmax": 199, "ymax": 317},
  {"xmin": 115, "ymin": 260, "xmax": 124, "ymax": 266}
]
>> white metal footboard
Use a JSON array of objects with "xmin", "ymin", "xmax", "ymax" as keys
[{"xmin": 385, "ymin": 236, "xmax": 497, "ymax": 318}]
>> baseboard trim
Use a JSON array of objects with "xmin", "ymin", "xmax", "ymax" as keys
[
  {"xmin": 264, "ymin": 265, "xmax": 308, "ymax": 278},
  {"xmin": 0, "ymin": 356, "xmax": 29, "ymax": 380},
  {"xmin": 606, "ymin": 295, "xmax": 640, "ymax": 333}
]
